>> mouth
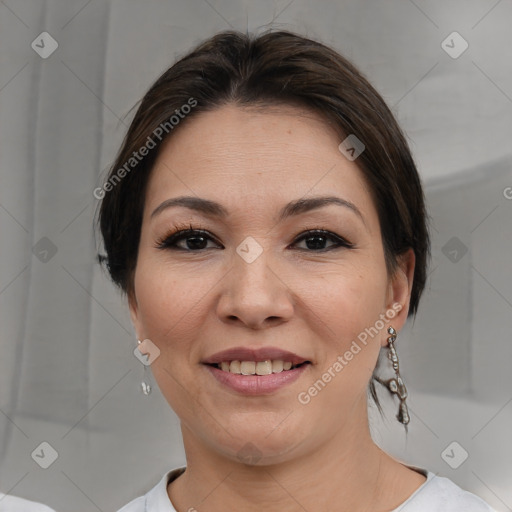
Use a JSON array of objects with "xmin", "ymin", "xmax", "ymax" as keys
[
  {"xmin": 203, "ymin": 360, "xmax": 311, "ymax": 395},
  {"xmin": 204, "ymin": 360, "xmax": 311, "ymax": 375},
  {"xmin": 201, "ymin": 346, "xmax": 312, "ymax": 394}
]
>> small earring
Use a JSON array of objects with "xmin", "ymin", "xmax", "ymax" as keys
[
  {"xmin": 377, "ymin": 327, "xmax": 410, "ymax": 427},
  {"xmin": 137, "ymin": 339, "xmax": 152, "ymax": 396}
]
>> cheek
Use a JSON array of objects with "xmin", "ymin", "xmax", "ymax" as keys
[
  {"xmin": 315, "ymin": 263, "xmax": 388, "ymax": 330},
  {"xmin": 132, "ymin": 257, "xmax": 210, "ymax": 356},
  {"xmin": 132, "ymin": 259, "xmax": 210, "ymax": 413},
  {"xmin": 309, "ymin": 264, "xmax": 389, "ymax": 383}
]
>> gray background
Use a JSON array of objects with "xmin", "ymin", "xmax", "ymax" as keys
[{"xmin": 0, "ymin": 1, "xmax": 511, "ymax": 511}]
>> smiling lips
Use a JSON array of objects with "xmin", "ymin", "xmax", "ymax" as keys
[
  {"xmin": 202, "ymin": 346, "xmax": 310, "ymax": 371},
  {"xmin": 218, "ymin": 359, "xmax": 297, "ymax": 375},
  {"xmin": 202, "ymin": 346, "xmax": 311, "ymax": 394}
]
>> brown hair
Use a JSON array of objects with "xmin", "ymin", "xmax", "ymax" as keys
[{"xmin": 95, "ymin": 29, "xmax": 430, "ymax": 418}]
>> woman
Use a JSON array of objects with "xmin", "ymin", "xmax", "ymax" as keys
[{"xmin": 97, "ymin": 30, "xmax": 497, "ymax": 511}]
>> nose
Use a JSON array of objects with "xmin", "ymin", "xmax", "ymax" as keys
[{"xmin": 216, "ymin": 248, "xmax": 294, "ymax": 330}]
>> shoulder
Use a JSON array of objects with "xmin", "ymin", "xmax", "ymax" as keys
[
  {"xmin": 395, "ymin": 470, "xmax": 497, "ymax": 512},
  {"xmin": 116, "ymin": 466, "xmax": 186, "ymax": 512},
  {"xmin": 117, "ymin": 495, "xmax": 145, "ymax": 512},
  {"xmin": 0, "ymin": 493, "xmax": 56, "ymax": 511}
]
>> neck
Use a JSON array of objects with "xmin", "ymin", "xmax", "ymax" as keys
[{"xmin": 168, "ymin": 400, "xmax": 402, "ymax": 512}]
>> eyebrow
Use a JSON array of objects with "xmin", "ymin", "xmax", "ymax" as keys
[{"xmin": 150, "ymin": 195, "xmax": 365, "ymax": 225}]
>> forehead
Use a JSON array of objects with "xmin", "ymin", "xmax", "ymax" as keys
[{"xmin": 144, "ymin": 104, "xmax": 376, "ymax": 224}]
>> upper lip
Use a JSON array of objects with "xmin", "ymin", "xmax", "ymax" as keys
[{"xmin": 202, "ymin": 346, "xmax": 311, "ymax": 365}]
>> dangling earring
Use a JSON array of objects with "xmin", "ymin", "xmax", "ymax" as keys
[
  {"xmin": 377, "ymin": 327, "xmax": 410, "ymax": 428},
  {"xmin": 136, "ymin": 339, "xmax": 153, "ymax": 396}
]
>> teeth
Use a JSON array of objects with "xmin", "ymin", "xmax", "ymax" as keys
[
  {"xmin": 256, "ymin": 361, "xmax": 272, "ymax": 375},
  {"xmin": 240, "ymin": 361, "xmax": 256, "ymax": 375},
  {"xmin": 229, "ymin": 360, "xmax": 241, "ymax": 374},
  {"xmin": 272, "ymin": 360, "xmax": 283, "ymax": 373},
  {"xmin": 215, "ymin": 360, "xmax": 302, "ymax": 375}
]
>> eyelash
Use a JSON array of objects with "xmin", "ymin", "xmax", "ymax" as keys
[{"xmin": 154, "ymin": 222, "xmax": 355, "ymax": 252}]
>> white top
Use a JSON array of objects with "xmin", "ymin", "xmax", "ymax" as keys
[
  {"xmin": 0, "ymin": 493, "xmax": 56, "ymax": 511},
  {"xmin": 117, "ymin": 465, "xmax": 498, "ymax": 512}
]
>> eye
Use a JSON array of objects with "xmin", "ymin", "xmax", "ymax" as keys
[
  {"xmin": 154, "ymin": 223, "xmax": 221, "ymax": 251},
  {"xmin": 154, "ymin": 224, "xmax": 354, "ymax": 252},
  {"xmin": 291, "ymin": 228, "xmax": 354, "ymax": 252}
]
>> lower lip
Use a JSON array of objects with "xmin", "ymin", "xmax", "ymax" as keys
[{"xmin": 203, "ymin": 363, "xmax": 310, "ymax": 395}]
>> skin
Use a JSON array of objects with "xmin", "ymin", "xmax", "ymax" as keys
[{"xmin": 129, "ymin": 103, "xmax": 425, "ymax": 511}]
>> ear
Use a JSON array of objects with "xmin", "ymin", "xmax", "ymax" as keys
[
  {"xmin": 128, "ymin": 289, "xmax": 144, "ymax": 341},
  {"xmin": 382, "ymin": 248, "xmax": 415, "ymax": 346}
]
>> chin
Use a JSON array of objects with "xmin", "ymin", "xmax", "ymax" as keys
[{"xmin": 210, "ymin": 425, "xmax": 307, "ymax": 467}]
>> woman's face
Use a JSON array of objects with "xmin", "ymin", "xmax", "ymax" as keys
[{"xmin": 130, "ymin": 104, "xmax": 413, "ymax": 464}]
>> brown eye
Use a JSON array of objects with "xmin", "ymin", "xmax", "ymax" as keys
[
  {"xmin": 155, "ymin": 229, "xmax": 221, "ymax": 251},
  {"xmin": 155, "ymin": 226, "xmax": 353, "ymax": 253},
  {"xmin": 292, "ymin": 229, "xmax": 354, "ymax": 252}
]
